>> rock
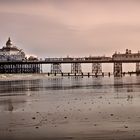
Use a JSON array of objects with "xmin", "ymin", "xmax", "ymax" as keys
[
  {"xmin": 110, "ymin": 114, "xmax": 114, "ymax": 116},
  {"xmin": 124, "ymin": 125, "xmax": 128, "ymax": 128},
  {"xmin": 32, "ymin": 117, "xmax": 36, "ymax": 120},
  {"xmin": 64, "ymin": 116, "xmax": 67, "ymax": 119}
]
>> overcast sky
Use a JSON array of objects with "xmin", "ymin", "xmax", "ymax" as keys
[{"xmin": 0, "ymin": 0, "xmax": 140, "ymax": 58}]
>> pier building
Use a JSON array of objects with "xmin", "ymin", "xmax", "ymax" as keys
[
  {"xmin": 112, "ymin": 49, "xmax": 140, "ymax": 76},
  {"xmin": 0, "ymin": 37, "xmax": 25, "ymax": 61},
  {"xmin": 0, "ymin": 38, "xmax": 41, "ymax": 73}
]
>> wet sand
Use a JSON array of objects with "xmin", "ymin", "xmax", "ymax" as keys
[{"xmin": 0, "ymin": 75, "xmax": 140, "ymax": 140}]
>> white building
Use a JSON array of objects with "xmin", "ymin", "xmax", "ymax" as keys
[
  {"xmin": 112, "ymin": 49, "xmax": 140, "ymax": 60},
  {"xmin": 0, "ymin": 38, "xmax": 25, "ymax": 61}
]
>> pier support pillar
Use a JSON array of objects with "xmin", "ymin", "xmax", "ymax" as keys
[
  {"xmin": 40, "ymin": 64, "xmax": 43, "ymax": 73},
  {"xmin": 0, "ymin": 64, "xmax": 3, "ymax": 73},
  {"xmin": 92, "ymin": 63, "xmax": 102, "ymax": 74},
  {"xmin": 51, "ymin": 63, "xmax": 62, "ymax": 73},
  {"xmin": 71, "ymin": 63, "xmax": 82, "ymax": 74},
  {"xmin": 136, "ymin": 63, "xmax": 140, "ymax": 74},
  {"xmin": 114, "ymin": 63, "xmax": 122, "ymax": 77}
]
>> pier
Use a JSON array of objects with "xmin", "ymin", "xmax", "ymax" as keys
[
  {"xmin": 0, "ymin": 51, "xmax": 140, "ymax": 77},
  {"xmin": 0, "ymin": 39, "xmax": 140, "ymax": 76}
]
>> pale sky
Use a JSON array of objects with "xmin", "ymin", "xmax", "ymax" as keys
[{"xmin": 0, "ymin": 0, "xmax": 140, "ymax": 58}]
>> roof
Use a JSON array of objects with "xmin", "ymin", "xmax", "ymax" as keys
[
  {"xmin": 2, "ymin": 46, "xmax": 20, "ymax": 52},
  {"xmin": 0, "ymin": 38, "xmax": 21, "ymax": 52}
]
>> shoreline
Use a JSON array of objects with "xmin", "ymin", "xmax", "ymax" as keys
[{"xmin": 0, "ymin": 72, "xmax": 138, "ymax": 81}]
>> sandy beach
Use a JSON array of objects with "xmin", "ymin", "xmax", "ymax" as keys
[{"xmin": 0, "ymin": 75, "xmax": 140, "ymax": 140}]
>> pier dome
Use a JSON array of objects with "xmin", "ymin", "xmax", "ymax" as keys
[
  {"xmin": 2, "ymin": 37, "xmax": 20, "ymax": 52},
  {"xmin": 6, "ymin": 37, "xmax": 12, "ymax": 46}
]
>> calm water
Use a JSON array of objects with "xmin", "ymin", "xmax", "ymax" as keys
[
  {"xmin": 0, "ymin": 75, "xmax": 140, "ymax": 140},
  {"xmin": 0, "ymin": 75, "xmax": 140, "ymax": 112},
  {"xmin": 0, "ymin": 75, "xmax": 140, "ymax": 97}
]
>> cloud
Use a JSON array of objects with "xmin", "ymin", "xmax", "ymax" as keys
[{"xmin": 0, "ymin": 0, "xmax": 140, "ymax": 57}]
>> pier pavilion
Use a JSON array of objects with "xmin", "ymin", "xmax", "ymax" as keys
[{"xmin": 0, "ymin": 38, "xmax": 41, "ymax": 73}]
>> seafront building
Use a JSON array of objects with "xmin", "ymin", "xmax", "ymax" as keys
[
  {"xmin": 0, "ymin": 37, "xmax": 25, "ymax": 61},
  {"xmin": 0, "ymin": 38, "xmax": 41, "ymax": 73},
  {"xmin": 112, "ymin": 49, "xmax": 140, "ymax": 60}
]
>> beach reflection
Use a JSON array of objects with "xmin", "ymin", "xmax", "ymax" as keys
[
  {"xmin": 0, "ymin": 79, "xmax": 42, "ymax": 95},
  {"xmin": 0, "ymin": 79, "xmax": 43, "ymax": 112}
]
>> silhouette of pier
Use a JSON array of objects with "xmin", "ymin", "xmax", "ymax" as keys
[
  {"xmin": 0, "ymin": 38, "xmax": 140, "ymax": 77},
  {"xmin": 1, "ymin": 49, "xmax": 140, "ymax": 77}
]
